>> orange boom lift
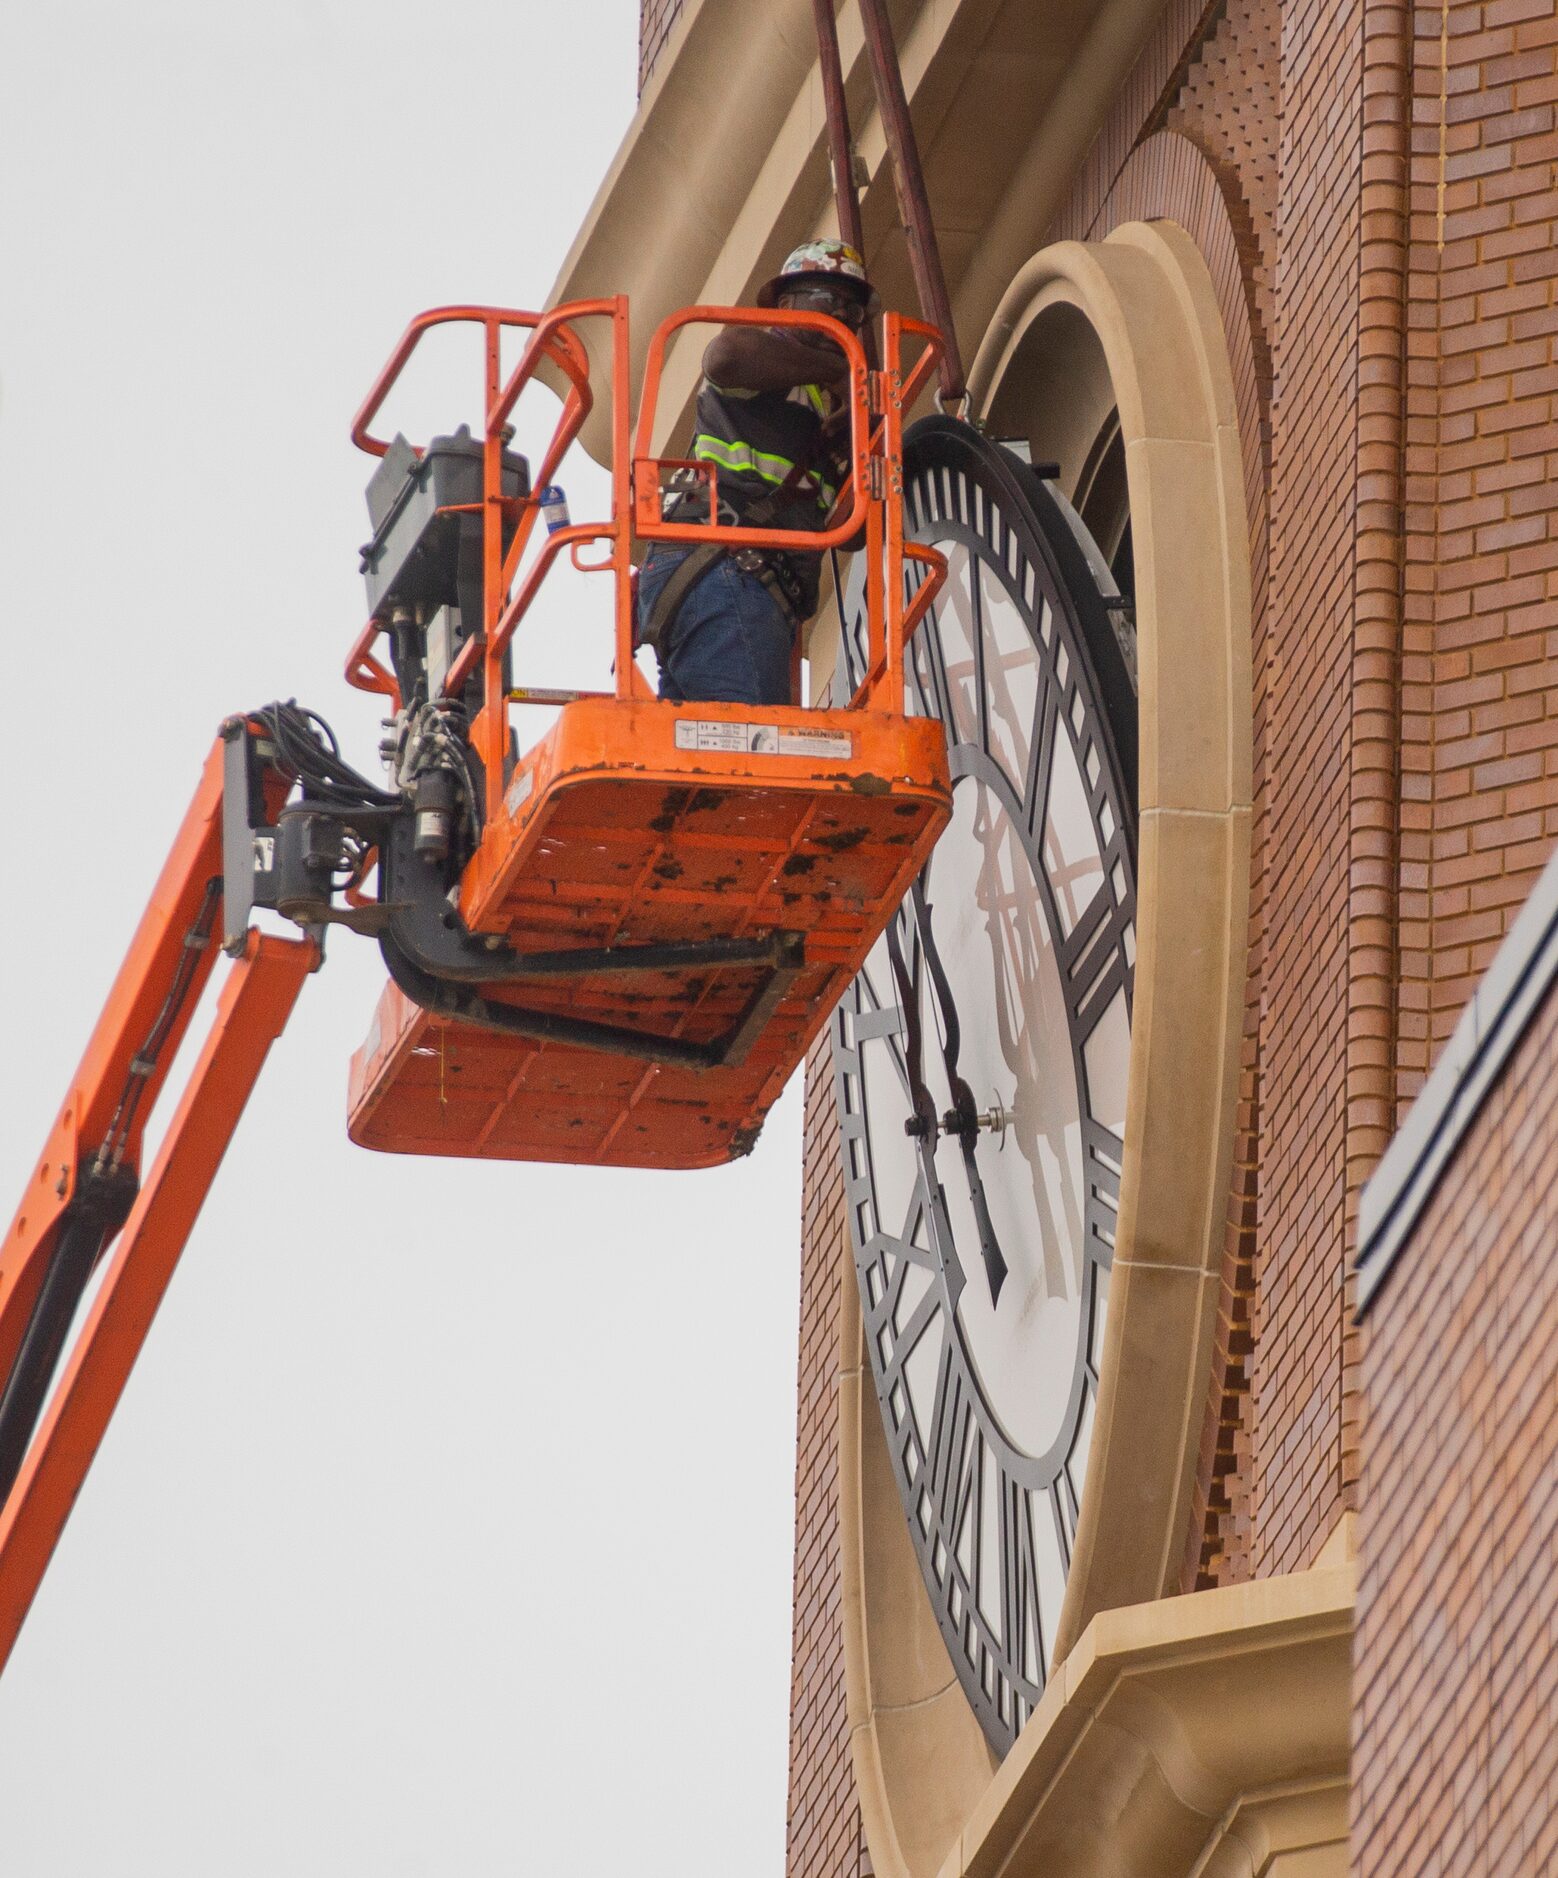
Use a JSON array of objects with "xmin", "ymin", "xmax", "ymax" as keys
[
  {"xmin": 0, "ymin": 0, "xmax": 984, "ymax": 1684},
  {"xmin": 0, "ymin": 294, "xmax": 951, "ymax": 1669}
]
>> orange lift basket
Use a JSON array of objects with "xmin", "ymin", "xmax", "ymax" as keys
[{"xmin": 341, "ymin": 297, "xmax": 951, "ymax": 1169}]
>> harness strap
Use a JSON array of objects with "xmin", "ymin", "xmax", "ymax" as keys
[{"xmin": 641, "ymin": 543, "xmax": 727, "ymax": 656}]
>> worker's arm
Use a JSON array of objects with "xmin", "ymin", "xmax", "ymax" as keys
[{"xmin": 703, "ymin": 325, "xmax": 850, "ymax": 394}]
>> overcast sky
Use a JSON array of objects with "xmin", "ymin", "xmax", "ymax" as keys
[{"xmin": 0, "ymin": 6, "xmax": 805, "ymax": 1872}]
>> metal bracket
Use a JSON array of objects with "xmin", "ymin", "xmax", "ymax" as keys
[
  {"xmin": 376, "ymin": 818, "xmax": 806, "ymax": 1070},
  {"xmin": 220, "ymin": 720, "xmax": 276, "ymax": 952},
  {"xmin": 380, "ymin": 931, "xmax": 806, "ymax": 1071}
]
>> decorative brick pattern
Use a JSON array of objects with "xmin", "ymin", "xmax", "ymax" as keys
[
  {"xmin": 1045, "ymin": 0, "xmax": 1282, "ymax": 1590},
  {"xmin": 785, "ymin": 1034, "xmax": 870, "ymax": 1878},
  {"xmin": 638, "ymin": 0, "xmax": 687, "ymax": 93},
  {"xmin": 1168, "ymin": 0, "xmax": 1282, "ymax": 339},
  {"xmin": 1342, "ymin": 0, "xmax": 1412, "ymax": 1545},
  {"xmin": 1255, "ymin": 0, "xmax": 1366, "ymax": 1578},
  {"xmin": 1048, "ymin": 0, "xmax": 1221, "ymax": 242},
  {"xmin": 1354, "ymin": 984, "xmax": 1558, "ymax": 1875}
]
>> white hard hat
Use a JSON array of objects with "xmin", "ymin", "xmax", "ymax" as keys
[{"xmin": 757, "ymin": 238, "xmax": 880, "ymax": 313}]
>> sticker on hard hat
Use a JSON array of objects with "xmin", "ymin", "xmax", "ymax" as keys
[{"xmin": 674, "ymin": 720, "xmax": 854, "ymax": 759}]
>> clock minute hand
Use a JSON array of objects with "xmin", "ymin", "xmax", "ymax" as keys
[
  {"xmin": 912, "ymin": 883, "xmax": 1010, "ymax": 1309},
  {"xmin": 885, "ymin": 914, "xmax": 971, "ymax": 1316},
  {"xmin": 957, "ymin": 1132, "xmax": 1009, "ymax": 1309}
]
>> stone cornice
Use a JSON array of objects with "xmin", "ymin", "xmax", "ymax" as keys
[
  {"xmin": 547, "ymin": 0, "xmax": 1176, "ymax": 461},
  {"xmin": 943, "ymin": 1566, "xmax": 1355, "ymax": 1877}
]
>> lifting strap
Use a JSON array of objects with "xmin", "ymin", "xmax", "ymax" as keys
[
  {"xmin": 819, "ymin": 0, "xmax": 967, "ymax": 408},
  {"xmin": 811, "ymin": 0, "xmax": 866, "ymax": 265},
  {"xmin": 649, "ymin": 0, "xmax": 964, "ymax": 659}
]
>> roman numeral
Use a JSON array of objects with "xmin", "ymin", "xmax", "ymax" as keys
[
  {"xmin": 1083, "ymin": 1119, "xmax": 1124, "ymax": 1265},
  {"xmin": 927, "ymin": 1344, "xmax": 973, "ymax": 1553},
  {"xmin": 869, "ymin": 1179, "xmax": 943, "ymax": 1277},
  {"xmin": 1055, "ymin": 1473, "xmax": 1081, "ymax": 1567},
  {"xmin": 853, "ymin": 945, "xmax": 918, "ymax": 1107},
  {"xmin": 853, "ymin": 1004, "xmax": 906, "ymax": 1045},
  {"xmin": 1000, "ymin": 1476, "xmax": 1030, "ymax": 1692},
  {"xmin": 967, "ymin": 543, "xmax": 990, "ymax": 754},
  {"xmin": 875, "ymin": 1268, "xmax": 942, "ymax": 1389},
  {"xmin": 854, "ymin": 1002, "xmax": 912, "ymax": 1101},
  {"xmin": 1061, "ymin": 886, "xmax": 1134, "ymax": 1040},
  {"xmin": 1026, "ymin": 680, "xmax": 1062, "ymax": 839},
  {"xmin": 968, "ymin": 1429, "xmax": 989, "ymax": 1626}
]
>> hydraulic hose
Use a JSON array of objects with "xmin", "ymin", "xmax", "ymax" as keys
[{"xmin": 0, "ymin": 1169, "xmax": 135, "ymax": 1511}]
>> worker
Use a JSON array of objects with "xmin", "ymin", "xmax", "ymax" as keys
[{"xmin": 636, "ymin": 239, "xmax": 877, "ymax": 707}]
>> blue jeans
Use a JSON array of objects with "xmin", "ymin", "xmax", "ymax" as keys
[{"xmin": 638, "ymin": 550, "xmax": 794, "ymax": 706}]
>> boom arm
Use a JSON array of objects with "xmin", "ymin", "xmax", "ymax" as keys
[{"xmin": 0, "ymin": 733, "xmax": 317, "ymax": 1672}]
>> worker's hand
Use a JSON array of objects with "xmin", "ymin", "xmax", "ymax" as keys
[
  {"xmin": 703, "ymin": 324, "xmax": 851, "ymax": 395},
  {"xmin": 794, "ymin": 323, "xmax": 845, "ymax": 355},
  {"xmin": 793, "ymin": 326, "xmax": 852, "ymax": 389}
]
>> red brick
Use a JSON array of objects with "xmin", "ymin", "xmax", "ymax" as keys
[{"xmin": 1356, "ymin": 989, "xmax": 1558, "ymax": 1873}]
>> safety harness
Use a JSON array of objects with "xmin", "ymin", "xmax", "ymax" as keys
[{"xmin": 640, "ymin": 398, "xmax": 844, "ymax": 657}]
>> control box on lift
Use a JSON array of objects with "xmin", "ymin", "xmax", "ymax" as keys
[{"xmin": 361, "ymin": 427, "xmax": 529, "ymax": 681}]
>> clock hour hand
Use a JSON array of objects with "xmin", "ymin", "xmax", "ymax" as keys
[
  {"xmin": 910, "ymin": 882, "xmax": 1010, "ymax": 1309},
  {"xmin": 886, "ymin": 914, "xmax": 937, "ymax": 1145}
]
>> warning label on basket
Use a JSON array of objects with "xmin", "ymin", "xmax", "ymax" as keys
[
  {"xmin": 504, "ymin": 766, "xmax": 535, "ymax": 817},
  {"xmin": 674, "ymin": 720, "xmax": 853, "ymax": 759}
]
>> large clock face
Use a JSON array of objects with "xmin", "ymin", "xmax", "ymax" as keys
[{"xmin": 831, "ymin": 419, "xmax": 1137, "ymax": 1755}]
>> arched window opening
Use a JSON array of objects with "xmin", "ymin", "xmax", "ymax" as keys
[{"xmin": 1074, "ymin": 412, "xmax": 1135, "ymax": 608}]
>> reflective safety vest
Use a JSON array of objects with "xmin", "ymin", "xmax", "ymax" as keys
[
  {"xmin": 674, "ymin": 374, "xmax": 846, "ymax": 619},
  {"xmin": 692, "ymin": 378, "xmax": 838, "ymax": 523}
]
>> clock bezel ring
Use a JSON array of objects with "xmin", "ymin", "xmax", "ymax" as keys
[{"xmin": 835, "ymin": 227, "xmax": 1253, "ymax": 1876}]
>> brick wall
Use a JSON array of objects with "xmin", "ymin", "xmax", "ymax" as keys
[
  {"xmin": 1163, "ymin": 0, "xmax": 1280, "ymax": 1591},
  {"xmin": 638, "ymin": 0, "xmax": 686, "ymax": 92},
  {"xmin": 1352, "ymin": 19, "xmax": 1558, "ymax": 1854},
  {"xmin": 1353, "ymin": 985, "xmax": 1558, "ymax": 1875},
  {"xmin": 785, "ymin": 1034, "xmax": 871, "ymax": 1878},
  {"xmin": 1397, "ymin": 0, "xmax": 1558, "ymax": 1100},
  {"xmin": 1179, "ymin": 0, "xmax": 1558, "ymax": 1586}
]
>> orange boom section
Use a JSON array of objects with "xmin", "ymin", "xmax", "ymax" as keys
[{"xmin": 341, "ymin": 297, "xmax": 951, "ymax": 1167}]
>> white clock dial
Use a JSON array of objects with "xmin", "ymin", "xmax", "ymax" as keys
[{"xmin": 832, "ymin": 420, "xmax": 1137, "ymax": 1753}]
